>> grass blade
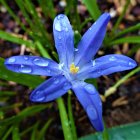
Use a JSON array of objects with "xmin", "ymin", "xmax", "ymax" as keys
[
  {"xmin": 111, "ymin": 0, "xmax": 130, "ymax": 34},
  {"xmin": 0, "ymin": 30, "xmax": 34, "ymax": 48},
  {"xmin": 0, "ymin": 105, "xmax": 50, "ymax": 126},
  {"xmin": 31, "ymin": 122, "xmax": 40, "ymax": 140},
  {"xmin": 82, "ymin": 0, "xmax": 101, "ymax": 20},
  {"xmin": 38, "ymin": 119, "xmax": 53, "ymax": 140},
  {"xmin": 66, "ymin": 0, "xmax": 81, "ymax": 31},
  {"xmin": 12, "ymin": 126, "xmax": 21, "ymax": 140},
  {"xmin": 2, "ymin": 126, "xmax": 13, "ymax": 140},
  {"xmin": 109, "ymin": 36, "xmax": 140, "ymax": 45},
  {"xmin": 23, "ymin": 0, "xmax": 51, "ymax": 46},
  {"xmin": 14, "ymin": 0, "xmax": 46, "ymax": 44},
  {"xmin": 105, "ymin": 67, "xmax": 140, "ymax": 97},
  {"xmin": 113, "ymin": 23, "xmax": 140, "ymax": 39},
  {"xmin": 38, "ymin": 0, "xmax": 56, "ymax": 19},
  {"xmin": 128, "ymin": 45, "xmax": 140, "ymax": 56},
  {"xmin": 0, "ymin": 91, "xmax": 16, "ymax": 96},
  {"xmin": 35, "ymin": 41, "xmax": 51, "ymax": 59}
]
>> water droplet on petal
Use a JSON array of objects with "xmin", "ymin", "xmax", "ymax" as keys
[
  {"xmin": 63, "ymin": 82, "xmax": 71, "ymax": 90},
  {"xmin": 54, "ymin": 78, "xmax": 59, "ymax": 84},
  {"xmin": 19, "ymin": 65, "xmax": 32, "ymax": 73},
  {"xmin": 85, "ymin": 84, "xmax": 96, "ymax": 94},
  {"xmin": 47, "ymin": 69, "xmax": 51, "ymax": 73},
  {"xmin": 8, "ymin": 57, "xmax": 16, "ymax": 63},
  {"xmin": 97, "ymin": 69, "xmax": 101, "ymax": 74},
  {"xmin": 128, "ymin": 62, "xmax": 135, "ymax": 67},
  {"xmin": 86, "ymin": 105, "xmax": 97, "ymax": 120},
  {"xmin": 75, "ymin": 48, "xmax": 78, "ymax": 52},
  {"xmin": 33, "ymin": 58, "xmax": 49, "ymax": 66},
  {"xmin": 128, "ymin": 62, "xmax": 132, "ymax": 66},
  {"xmin": 92, "ymin": 60, "xmax": 96, "ymax": 66},
  {"xmin": 32, "ymin": 91, "xmax": 46, "ymax": 101},
  {"xmin": 94, "ymin": 22, "xmax": 97, "ymax": 25},
  {"xmin": 89, "ymin": 27, "xmax": 92, "ymax": 30},
  {"xmin": 65, "ymin": 27, "xmax": 68, "ymax": 32},
  {"xmin": 109, "ymin": 56, "xmax": 116, "ymax": 61},
  {"xmin": 57, "ymin": 14, "xmax": 64, "ymax": 20},
  {"xmin": 24, "ymin": 56, "xmax": 28, "ymax": 60},
  {"xmin": 59, "ymin": 63, "xmax": 64, "ymax": 69},
  {"xmin": 55, "ymin": 22, "xmax": 62, "ymax": 31},
  {"xmin": 58, "ymin": 36, "xmax": 62, "ymax": 39}
]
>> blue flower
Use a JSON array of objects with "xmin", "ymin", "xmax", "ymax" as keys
[{"xmin": 4, "ymin": 13, "xmax": 137, "ymax": 131}]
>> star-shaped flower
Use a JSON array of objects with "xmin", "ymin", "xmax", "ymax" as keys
[{"xmin": 5, "ymin": 13, "xmax": 137, "ymax": 131}]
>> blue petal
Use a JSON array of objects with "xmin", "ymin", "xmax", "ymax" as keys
[
  {"xmin": 53, "ymin": 14, "xmax": 74, "ymax": 68},
  {"xmin": 72, "ymin": 81, "xmax": 103, "ymax": 131},
  {"xmin": 5, "ymin": 55, "xmax": 61, "ymax": 76},
  {"xmin": 30, "ymin": 75, "xmax": 72, "ymax": 102},
  {"xmin": 77, "ymin": 54, "xmax": 137, "ymax": 79},
  {"xmin": 74, "ymin": 13, "xmax": 110, "ymax": 66}
]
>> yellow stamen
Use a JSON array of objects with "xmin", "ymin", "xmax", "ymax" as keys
[{"xmin": 70, "ymin": 63, "xmax": 79, "ymax": 74}]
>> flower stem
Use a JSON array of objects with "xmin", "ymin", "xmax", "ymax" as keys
[
  {"xmin": 57, "ymin": 97, "xmax": 73, "ymax": 140},
  {"xmin": 105, "ymin": 66, "xmax": 140, "ymax": 97},
  {"xmin": 68, "ymin": 90, "xmax": 77, "ymax": 140},
  {"xmin": 102, "ymin": 121, "xmax": 110, "ymax": 140}
]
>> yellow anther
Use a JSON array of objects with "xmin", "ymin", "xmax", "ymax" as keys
[{"xmin": 70, "ymin": 63, "xmax": 79, "ymax": 74}]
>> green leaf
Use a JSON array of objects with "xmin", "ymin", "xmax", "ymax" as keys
[
  {"xmin": 0, "ymin": 30, "xmax": 34, "ymax": 48},
  {"xmin": 17, "ymin": 105, "xmax": 50, "ymax": 118},
  {"xmin": 38, "ymin": 119, "xmax": 53, "ymax": 140},
  {"xmin": 20, "ymin": 125, "xmax": 35, "ymax": 137},
  {"xmin": 102, "ymin": 122, "xmax": 110, "ymax": 140},
  {"xmin": 79, "ymin": 121, "xmax": 140, "ymax": 140},
  {"xmin": 12, "ymin": 126, "xmax": 21, "ymax": 140},
  {"xmin": 0, "ymin": 103, "xmax": 22, "ymax": 112},
  {"xmin": 35, "ymin": 41, "xmax": 51, "ymax": 59},
  {"xmin": 128, "ymin": 45, "xmax": 140, "ymax": 56},
  {"xmin": 38, "ymin": 0, "xmax": 56, "ymax": 19},
  {"xmin": 82, "ymin": 0, "xmax": 101, "ymax": 20},
  {"xmin": 80, "ymin": 17, "xmax": 93, "ymax": 31},
  {"xmin": 14, "ymin": 0, "xmax": 50, "ymax": 46},
  {"xmin": 0, "ymin": 125, "xmax": 8, "ymax": 138},
  {"xmin": 66, "ymin": 0, "xmax": 81, "ymax": 31},
  {"xmin": 31, "ymin": 122, "xmax": 40, "ymax": 140},
  {"xmin": 85, "ymin": 78, "xmax": 97, "ymax": 88},
  {"xmin": 111, "ymin": 0, "xmax": 130, "ymax": 35},
  {"xmin": 0, "ymin": 58, "xmax": 44, "ymax": 88},
  {"xmin": 0, "ymin": 105, "xmax": 50, "ymax": 126},
  {"xmin": 74, "ymin": 30, "xmax": 81, "ymax": 47},
  {"xmin": 113, "ymin": 23, "xmax": 140, "ymax": 39},
  {"xmin": 0, "ymin": 91, "xmax": 16, "ymax": 96},
  {"xmin": 2, "ymin": 126, "xmax": 13, "ymax": 140},
  {"xmin": 109, "ymin": 36, "xmax": 140, "ymax": 45}
]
